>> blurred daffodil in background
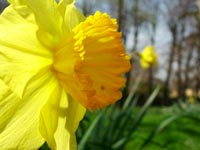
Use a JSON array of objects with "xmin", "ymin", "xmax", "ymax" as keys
[
  {"xmin": 185, "ymin": 88, "xmax": 196, "ymax": 104},
  {"xmin": 0, "ymin": 0, "xmax": 130, "ymax": 149},
  {"xmin": 188, "ymin": 97, "xmax": 195, "ymax": 104},
  {"xmin": 139, "ymin": 45, "xmax": 158, "ymax": 69}
]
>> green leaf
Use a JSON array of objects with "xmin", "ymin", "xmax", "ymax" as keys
[{"xmin": 78, "ymin": 111, "xmax": 103, "ymax": 150}]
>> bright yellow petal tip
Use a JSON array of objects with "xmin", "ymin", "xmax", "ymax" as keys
[
  {"xmin": 140, "ymin": 45, "xmax": 158, "ymax": 69},
  {"xmin": 54, "ymin": 11, "xmax": 131, "ymax": 111}
]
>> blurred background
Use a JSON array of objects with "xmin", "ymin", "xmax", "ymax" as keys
[
  {"xmin": 1, "ymin": 0, "xmax": 200, "ymax": 150},
  {"xmin": 75, "ymin": 0, "xmax": 200, "ymax": 150}
]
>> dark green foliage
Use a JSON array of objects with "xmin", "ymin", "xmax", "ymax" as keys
[
  {"xmin": 139, "ymin": 102, "xmax": 200, "ymax": 150},
  {"xmin": 77, "ymin": 98, "xmax": 200, "ymax": 150},
  {"xmin": 39, "ymin": 142, "xmax": 51, "ymax": 150},
  {"xmin": 77, "ymin": 87, "xmax": 160, "ymax": 150}
]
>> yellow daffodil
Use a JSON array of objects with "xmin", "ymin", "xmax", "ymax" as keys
[
  {"xmin": 140, "ymin": 45, "xmax": 158, "ymax": 69},
  {"xmin": 188, "ymin": 97, "xmax": 195, "ymax": 104},
  {"xmin": 0, "ymin": 0, "xmax": 130, "ymax": 150}
]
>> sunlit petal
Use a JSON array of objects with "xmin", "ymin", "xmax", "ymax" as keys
[
  {"xmin": 0, "ymin": 71, "xmax": 57, "ymax": 149},
  {"xmin": 40, "ymin": 87, "xmax": 85, "ymax": 150},
  {"xmin": 58, "ymin": 0, "xmax": 74, "ymax": 15},
  {"xmin": 9, "ymin": 0, "xmax": 64, "ymax": 48},
  {"xmin": 57, "ymin": 0, "xmax": 85, "ymax": 37},
  {"xmin": 0, "ymin": 19, "xmax": 52, "ymax": 98},
  {"xmin": 60, "ymin": 3, "xmax": 85, "ymax": 33},
  {"xmin": 63, "ymin": 96, "xmax": 86, "ymax": 150},
  {"xmin": 39, "ymin": 86, "xmax": 68, "ymax": 150}
]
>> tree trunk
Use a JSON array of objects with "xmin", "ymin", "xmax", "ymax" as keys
[
  {"xmin": 132, "ymin": 0, "xmax": 139, "ymax": 51},
  {"xmin": 177, "ymin": 22, "xmax": 185, "ymax": 98},
  {"xmin": 148, "ymin": 5, "xmax": 158, "ymax": 95},
  {"xmin": 184, "ymin": 46, "xmax": 193, "ymax": 90},
  {"xmin": 118, "ymin": 0, "xmax": 124, "ymax": 32},
  {"xmin": 164, "ymin": 24, "xmax": 177, "ymax": 101}
]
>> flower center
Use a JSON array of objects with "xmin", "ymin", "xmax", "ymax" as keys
[{"xmin": 53, "ymin": 11, "xmax": 131, "ymax": 110}]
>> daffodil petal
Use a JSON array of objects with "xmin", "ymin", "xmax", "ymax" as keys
[
  {"xmin": 39, "ymin": 86, "xmax": 67, "ymax": 150},
  {"xmin": 0, "ymin": 71, "xmax": 57, "ymax": 149},
  {"xmin": 0, "ymin": 24, "xmax": 51, "ymax": 98},
  {"xmin": 0, "ymin": 5, "xmax": 34, "ymax": 30},
  {"xmin": 10, "ymin": 0, "xmax": 63, "ymax": 48},
  {"xmin": 0, "ymin": 7, "xmax": 52, "ymax": 98},
  {"xmin": 63, "ymin": 96, "xmax": 86, "ymax": 150},
  {"xmin": 7, "ymin": 2, "xmax": 35, "ymax": 25},
  {"xmin": 140, "ymin": 59, "xmax": 150, "ymax": 68},
  {"xmin": 58, "ymin": 0, "xmax": 74, "ymax": 14},
  {"xmin": 7, "ymin": 0, "xmax": 22, "ymax": 5},
  {"xmin": 57, "ymin": 2, "xmax": 85, "ymax": 35},
  {"xmin": 63, "ymin": 4, "xmax": 85, "ymax": 32},
  {"xmin": 40, "ymin": 88, "xmax": 86, "ymax": 150}
]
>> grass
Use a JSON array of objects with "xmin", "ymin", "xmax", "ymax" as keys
[
  {"xmin": 77, "ymin": 87, "xmax": 160, "ymax": 150},
  {"xmin": 125, "ymin": 106, "xmax": 200, "ymax": 150}
]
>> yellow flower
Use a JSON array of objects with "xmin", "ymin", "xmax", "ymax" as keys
[
  {"xmin": 140, "ymin": 45, "xmax": 158, "ymax": 69},
  {"xmin": 188, "ymin": 97, "xmax": 195, "ymax": 104},
  {"xmin": 0, "ymin": 0, "xmax": 130, "ymax": 149}
]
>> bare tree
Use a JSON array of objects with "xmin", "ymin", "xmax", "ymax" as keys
[{"xmin": 164, "ymin": 21, "xmax": 177, "ymax": 99}]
